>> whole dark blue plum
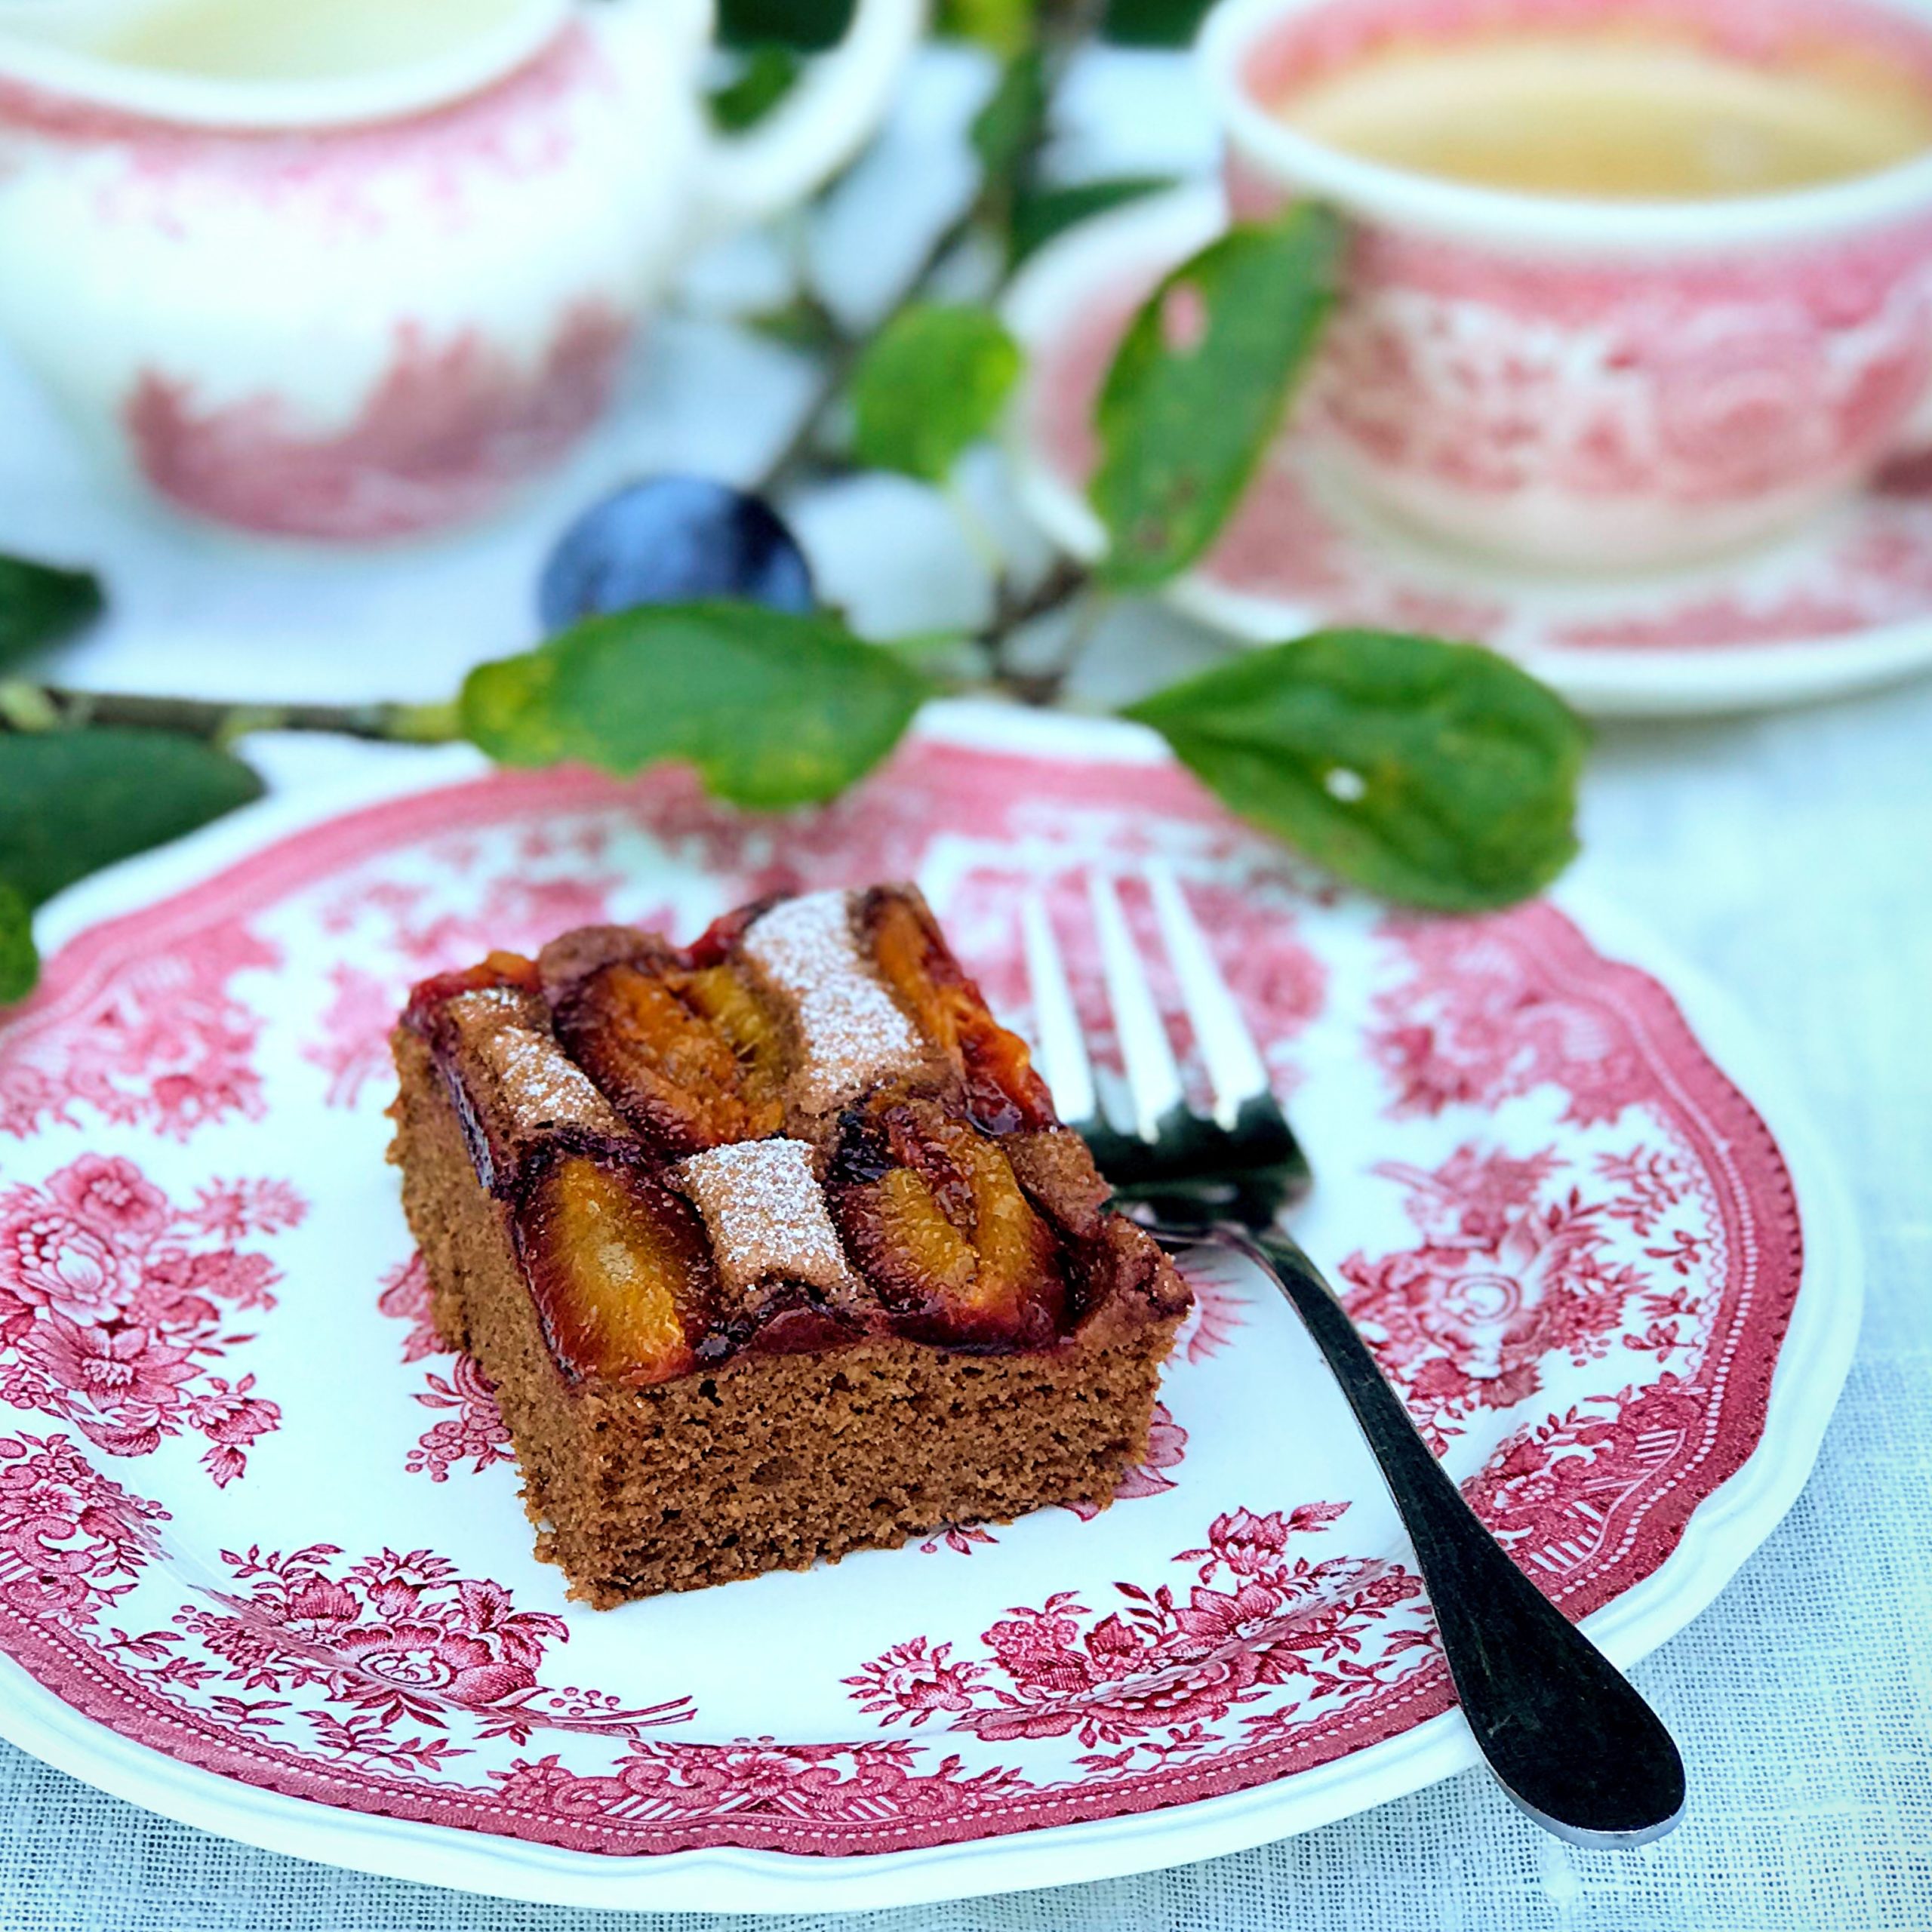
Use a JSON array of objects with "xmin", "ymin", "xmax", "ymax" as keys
[{"xmin": 538, "ymin": 475, "xmax": 815, "ymax": 632}]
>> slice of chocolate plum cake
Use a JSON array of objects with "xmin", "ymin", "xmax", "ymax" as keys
[{"xmin": 388, "ymin": 885, "xmax": 1189, "ymax": 1606}]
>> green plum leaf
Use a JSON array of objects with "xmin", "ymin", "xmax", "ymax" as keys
[
  {"xmin": 0, "ymin": 880, "xmax": 34, "ymax": 1006},
  {"xmin": 0, "ymin": 554, "xmax": 105, "ymax": 669},
  {"xmin": 461, "ymin": 602, "xmax": 929, "ymax": 809},
  {"xmin": 1125, "ymin": 630, "xmax": 1589, "ymax": 911},
  {"xmin": 940, "ymin": 0, "xmax": 1034, "ymax": 57},
  {"xmin": 1103, "ymin": 0, "xmax": 1215, "ymax": 45},
  {"xmin": 971, "ymin": 44, "xmax": 1046, "ymax": 180},
  {"xmin": 1012, "ymin": 175, "xmax": 1177, "ymax": 262},
  {"xmin": 0, "ymin": 726, "xmax": 263, "ymax": 910},
  {"xmin": 1092, "ymin": 203, "xmax": 1341, "ymax": 589},
  {"xmin": 850, "ymin": 303, "xmax": 1024, "ymax": 482},
  {"xmin": 718, "ymin": 0, "xmax": 851, "ymax": 50},
  {"xmin": 709, "ymin": 43, "xmax": 801, "ymax": 131}
]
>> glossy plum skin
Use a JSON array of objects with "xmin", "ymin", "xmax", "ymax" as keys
[{"xmin": 538, "ymin": 475, "xmax": 815, "ymax": 631}]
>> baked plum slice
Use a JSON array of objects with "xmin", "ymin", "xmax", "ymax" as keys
[
  {"xmin": 860, "ymin": 888, "xmax": 1054, "ymax": 1133},
  {"xmin": 549, "ymin": 954, "xmax": 788, "ymax": 1155},
  {"xmin": 514, "ymin": 1154, "xmax": 717, "ymax": 1386},
  {"xmin": 830, "ymin": 1098, "xmax": 1066, "ymax": 1347},
  {"xmin": 402, "ymin": 949, "xmax": 540, "ymax": 1036}
]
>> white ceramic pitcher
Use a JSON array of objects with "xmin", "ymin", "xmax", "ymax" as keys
[{"xmin": 0, "ymin": 0, "xmax": 922, "ymax": 540}]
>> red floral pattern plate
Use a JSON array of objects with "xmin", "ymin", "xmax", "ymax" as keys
[
  {"xmin": 0, "ymin": 705, "xmax": 1857, "ymax": 1910},
  {"xmin": 1004, "ymin": 186, "xmax": 1932, "ymax": 718}
]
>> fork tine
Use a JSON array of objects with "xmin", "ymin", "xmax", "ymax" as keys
[
  {"xmin": 1144, "ymin": 860, "xmax": 1272, "ymax": 1131},
  {"xmin": 1020, "ymin": 894, "xmax": 1097, "ymax": 1128},
  {"xmin": 1088, "ymin": 872, "xmax": 1185, "ymax": 1143}
]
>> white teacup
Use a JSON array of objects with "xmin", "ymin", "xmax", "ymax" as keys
[
  {"xmin": 0, "ymin": 0, "xmax": 921, "ymax": 541},
  {"xmin": 1200, "ymin": 0, "xmax": 1932, "ymax": 571}
]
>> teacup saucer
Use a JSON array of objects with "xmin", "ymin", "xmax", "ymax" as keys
[{"xmin": 1003, "ymin": 186, "xmax": 1932, "ymax": 717}]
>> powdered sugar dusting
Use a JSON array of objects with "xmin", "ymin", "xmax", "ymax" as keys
[
  {"xmin": 485, "ymin": 1032, "xmax": 614, "ymax": 1126},
  {"xmin": 462, "ymin": 986, "xmax": 528, "ymax": 1012},
  {"xmin": 454, "ymin": 1001, "xmax": 621, "ymax": 1131},
  {"xmin": 744, "ymin": 891, "xmax": 920, "ymax": 1112},
  {"xmin": 675, "ymin": 1139, "xmax": 854, "ymax": 1297}
]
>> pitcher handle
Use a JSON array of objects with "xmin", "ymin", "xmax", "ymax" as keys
[{"xmin": 694, "ymin": 0, "xmax": 924, "ymax": 239}]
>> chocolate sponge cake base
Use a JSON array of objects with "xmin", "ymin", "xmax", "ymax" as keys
[{"xmin": 391, "ymin": 1029, "xmax": 1183, "ymax": 1607}]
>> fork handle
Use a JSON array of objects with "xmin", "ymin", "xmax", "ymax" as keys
[{"xmin": 1219, "ymin": 1226, "xmax": 1687, "ymax": 1847}]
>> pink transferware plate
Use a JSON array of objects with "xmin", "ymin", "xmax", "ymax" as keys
[
  {"xmin": 1004, "ymin": 186, "xmax": 1932, "ymax": 718},
  {"xmin": 0, "ymin": 703, "xmax": 1857, "ymax": 1910}
]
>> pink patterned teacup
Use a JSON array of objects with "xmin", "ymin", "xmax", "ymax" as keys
[
  {"xmin": 0, "ymin": 0, "xmax": 921, "ymax": 542},
  {"xmin": 1200, "ymin": 0, "xmax": 1932, "ymax": 570}
]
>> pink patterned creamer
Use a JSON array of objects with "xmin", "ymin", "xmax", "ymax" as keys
[
  {"xmin": 0, "ymin": 0, "xmax": 918, "ymax": 540},
  {"xmin": 1204, "ymin": 0, "xmax": 1932, "ymax": 568}
]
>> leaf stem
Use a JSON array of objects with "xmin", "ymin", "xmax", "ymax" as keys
[
  {"xmin": 0, "ymin": 568, "xmax": 1102, "ymax": 745},
  {"xmin": 760, "ymin": 9, "xmax": 1091, "ymax": 497},
  {"xmin": 987, "ymin": 553, "xmax": 1087, "ymax": 645},
  {"xmin": 978, "ymin": 554, "xmax": 1093, "ymax": 700},
  {"xmin": 997, "ymin": 580, "xmax": 1111, "ymax": 706},
  {"xmin": 0, "ymin": 684, "xmax": 461, "ymax": 746}
]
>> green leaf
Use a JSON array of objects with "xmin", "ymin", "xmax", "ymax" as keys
[
  {"xmin": 850, "ymin": 304, "xmax": 1023, "ymax": 482},
  {"xmin": 1102, "ymin": 0, "xmax": 1214, "ymax": 45},
  {"xmin": 1124, "ymin": 630, "xmax": 1589, "ymax": 911},
  {"xmin": 0, "ymin": 880, "xmax": 35, "ymax": 1006},
  {"xmin": 971, "ymin": 45, "xmax": 1046, "ymax": 180},
  {"xmin": 0, "ymin": 727, "xmax": 264, "ymax": 908},
  {"xmin": 0, "ymin": 554, "xmax": 105, "ymax": 669},
  {"xmin": 460, "ymin": 602, "xmax": 929, "ymax": 810},
  {"xmin": 1012, "ymin": 175, "xmax": 1177, "ymax": 263},
  {"xmin": 1091, "ymin": 204, "xmax": 1341, "ymax": 590},
  {"xmin": 709, "ymin": 42, "xmax": 801, "ymax": 131},
  {"xmin": 743, "ymin": 295, "xmax": 842, "ymax": 354},
  {"xmin": 719, "ymin": 0, "xmax": 851, "ymax": 51},
  {"xmin": 940, "ymin": 0, "xmax": 1034, "ymax": 57}
]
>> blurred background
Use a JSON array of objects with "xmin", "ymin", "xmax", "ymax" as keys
[{"xmin": 0, "ymin": 0, "xmax": 1232, "ymax": 715}]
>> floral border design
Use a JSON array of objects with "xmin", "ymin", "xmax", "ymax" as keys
[
  {"xmin": 0, "ymin": 1158, "xmax": 299, "ymax": 1485},
  {"xmin": 0, "ymin": 752, "xmax": 1807, "ymax": 1861}
]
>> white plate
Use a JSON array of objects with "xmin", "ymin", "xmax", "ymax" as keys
[
  {"xmin": 1003, "ymin": 186, "xmax": 1932, "ymax": 718},
  {"xmin": 0, "ymin": 703, "xmax": 1857, "ymax": 1909}
]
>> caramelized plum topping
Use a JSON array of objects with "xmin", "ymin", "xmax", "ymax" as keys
[
  {"xmin": 872, "ymin": 1168, "xmax": 979, "ymax": 1297},
  {"xmin": 552, "ymin": 959, "xmax": 786, "ymax": 1155},
  {"xmin": 834, "ymin": 1102, "xmax": 1066, "ymax": 1346},
  {"xmin": 515, "ymin": 1155, "xmax": 715, "ymax": 1386},
  {"xmin": 403, "ymin": 952, "xmax": 540, "ymax": 1035},
  {"xmin": 537, "ymin": 924, "xmax": 672, "ymax": 993},
  {"xmin": 432, "ymin": 986, "xmax": 631, "ymax": 1196},
  {"xmin": 863, "ymin": 890, "xmax": 1054, "ymax": 1132},
  {"xmin": 1003, "ymin": 1128, "xmax": 1113, "ymax": 1241},
  {"xmin": 680, "ymin": 964, "xmax": 788, "ymax": 1100},
  {"xmin": 685, "ymin": 897, "xmax": 779, "ymax": 969}
]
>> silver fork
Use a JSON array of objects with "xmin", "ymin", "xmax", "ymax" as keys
[{"xmin": 1020, "ymin": 865, "xmax": 1687, "ymax": 1847}]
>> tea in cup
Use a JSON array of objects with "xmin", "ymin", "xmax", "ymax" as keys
[
  {"xmin": 1278, "ymin": 26, "xmax": 1932, "ymax": 201},
  {"xmin": 94, "ymin": 0, "xmax": 526, "ymax": 82},
  {"xmin": 1200, "ymin": 0, "xmax": 1932, "ymax": 570}
]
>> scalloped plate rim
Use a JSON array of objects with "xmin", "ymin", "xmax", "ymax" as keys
[{"xmin": 0, "ymin": 700, "xmax": 1861, "ymax": 1912}]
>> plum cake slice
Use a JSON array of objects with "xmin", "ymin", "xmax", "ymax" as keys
[{"xmin": 389, "ymin": 885, "xmax": 1190, "ymax": 1606}]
